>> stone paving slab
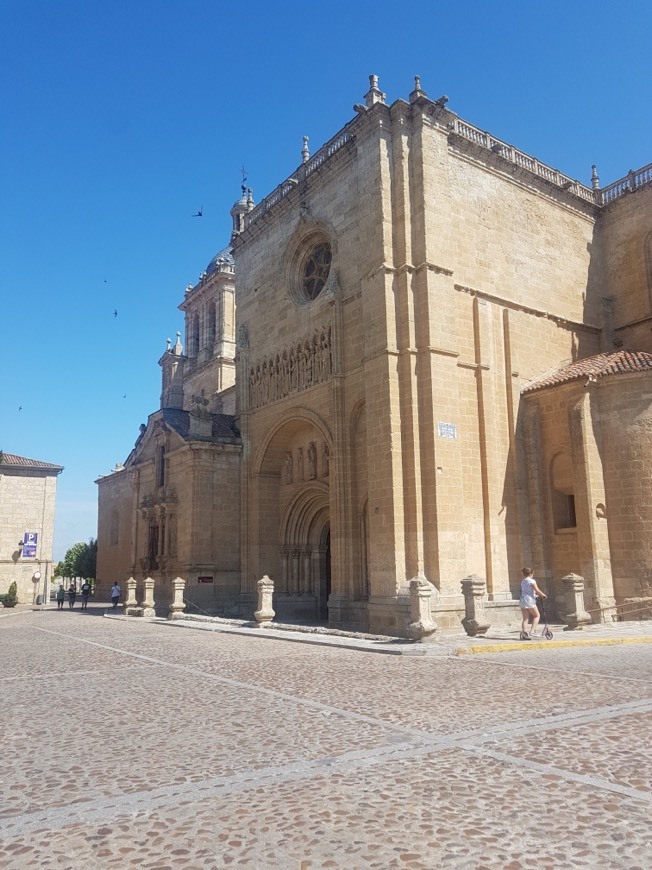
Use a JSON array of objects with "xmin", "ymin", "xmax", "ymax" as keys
[{"xmin": 1, "ymin": 610, "xmax": 651, "ymax": 868}]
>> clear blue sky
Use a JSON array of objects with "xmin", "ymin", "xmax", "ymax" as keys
[{"xmin": 2, "ymin": 0, "xmax": 650, "ymax": 561}]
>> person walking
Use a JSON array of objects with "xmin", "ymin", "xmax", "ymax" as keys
[
  {"xmin": 67, "ymin": 583, "xmax": 77, "ymax": 610},
  {"xmin": 56, "ymin": 584, "xmax": 65, "ymax": 610},
  {"xmin": 110, "ymin": 582, "xmax": 121, "ymax": 611},
  {"xmin": 519, "ymin": 567, "xmax": 547, "ymax": 639},
  {"xmin": 80, "ymin": 581, "xmax": 91, "ymax": 610}
]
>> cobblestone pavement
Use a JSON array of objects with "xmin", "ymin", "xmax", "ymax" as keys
[{"xmin": 1, "ymin": 607, "xmax": 651, "ymax": 869}]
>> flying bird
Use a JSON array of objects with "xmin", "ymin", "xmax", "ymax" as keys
[
  {"xmin": 114, "ymin": 309, "xmax": 118, "ymax": 318},
  {"xmin": 122, "ymin": 394, "xmax": 127, "ymax": 399},
  {"xmin": 18, "ymin": 406, "xmax": 22, "ymax": 411},
  {"xmin": 192, "ymin": 206, "xmax": 203, "ymax": 217}
]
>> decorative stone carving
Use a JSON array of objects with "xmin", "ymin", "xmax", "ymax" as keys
[
  {"xmin": 254, "ymin": 575, "xmax": 275, "ymax": 627},
  {"xmin": 461, "ymin": 574, "xmax": 491, "ymax": 636},
  {"xmin": 562, "ymin": 572, "xmax": 592, "ymax": 628},
  {"xmin": 307, "ymin": 442, "xmax": 317, "ymax": 480},
  {"xmin": 282, "ymin": 451, "xmax": 293, "ymax": 484},
  {"xmin": 141, "ymin": 576, "xmax": 156, "ymax": 618},
  {"xmin": 297, "ymin": 448, "xmax": 304, "ymax": 482},
  {"xmin": 322, "ymin": 442, "xmax": 330, "ymax": 477},
  {"xmin": 168, "ymin": 577, "xmax": 186, "ymax": 620},
  {"xmin": 249, "ymin": 327, "xmax": 332, "ymax": 410},
  {"xmin": 407, "ymin": 574, "xmax": 438, "ymax": 641},
  {"xmin": 237, "ymin": 324, "xmax": 249, "ymax": 349}
]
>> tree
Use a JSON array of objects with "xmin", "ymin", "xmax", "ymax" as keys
[{"xmin": 57, "ymin": 540, "xmax": 97, "ymax": 581}]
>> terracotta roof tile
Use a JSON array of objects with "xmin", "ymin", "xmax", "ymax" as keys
[
  {"xmin": 522, "ymin": 350, "xmax": 652, "ymax": 395},
  {"xmin": 0, "ymin": 452, "xmax": 64, "ymax": 471}
]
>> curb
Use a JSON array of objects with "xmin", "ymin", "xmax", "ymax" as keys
[{"xmin": 454, "ymin": 636, "xmax": 652, "ymax": 655}]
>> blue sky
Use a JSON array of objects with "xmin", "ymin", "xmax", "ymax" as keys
[{"xmin": 2, "ymin": 0, "xmax": 650, "ymax": 561}]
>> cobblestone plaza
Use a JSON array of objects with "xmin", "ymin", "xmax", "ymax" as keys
[{"xmin": 1, "ymin": 607, "xmax": 651, "ymax": 868}]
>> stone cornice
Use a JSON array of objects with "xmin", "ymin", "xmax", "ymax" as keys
[{"xmin": 455, "ymin": 283, "xmax": 601, "ymax": 334}]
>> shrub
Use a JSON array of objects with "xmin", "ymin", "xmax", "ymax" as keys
[{"xmin": 4, "ymin": 581, "xmax": 18, "ymax": 606}]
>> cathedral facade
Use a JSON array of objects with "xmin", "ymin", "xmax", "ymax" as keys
[{"xmin": 97, "ymin": 76, "xmax": 652, "ymax": 635}]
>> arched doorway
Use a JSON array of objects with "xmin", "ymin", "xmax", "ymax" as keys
[{"xmin": 278, "ymin": 483, "xmax": 330, "ymax": 623}]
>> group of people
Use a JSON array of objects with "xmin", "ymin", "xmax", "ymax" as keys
[
  {"xmin": 56, "ymin": 581, "xmax": 92, "ymax": 610},
  {"xmin": 55, "ymin": 581, "xmax": 121, "ymax": 610}
]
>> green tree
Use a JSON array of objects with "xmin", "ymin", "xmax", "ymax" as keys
[
  {"xmin": 57, "ymin": 539, "xmax": 97, "ymax": 582},
  {"xmin": 76, "ymin": 538, "xmax": 97, "ymax": 580}
]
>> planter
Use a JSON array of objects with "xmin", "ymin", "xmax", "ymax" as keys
[{"xmin": 2, "ymin": 600, "xmax": 17, "ymax": 608}]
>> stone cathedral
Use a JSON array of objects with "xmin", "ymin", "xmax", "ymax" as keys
[{"xmin": 96, "ymin": 76, "xmax": 652, "ymax": 636}]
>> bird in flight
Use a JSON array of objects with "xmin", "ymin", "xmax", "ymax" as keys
[
  {"xmin": 122, "ymin": 394, "xmax": 127, "ymax": 399},
  {"xmin": 114, "ymin": 309, "xmax": 118, "ymax": 318},
  {"xmin": 192, "ymin": 206, "xmax": 203, "ymax": 217},
  {"xmin": 18, "ymin": 406, "xmax": 22, "ymax": 411}
]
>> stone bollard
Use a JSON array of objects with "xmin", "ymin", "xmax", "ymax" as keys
[
  {"xmin": 254, "ymin": 575, "xmax": 275, "ymax": 627},
  {"xmin": 141, "ymin": 576, "xmax": 156, "ymax": 618},
  {"xmin": 124, "ymin": 577, "xmax": 138, "ymax": 615},
  {"xmin": 461, "ymin": 574, "xmax": 491, "ymax": 637},
  {"xmin": 168, "ymin": 577, "xmax": 186, "ymax": 620},
  {"xmin": 562, "ymin": 573, "xmax": 592, "ymax": 629},
  {"xmin": 407, "ymin": 574, "xmax": 438, "ymax": 641}
]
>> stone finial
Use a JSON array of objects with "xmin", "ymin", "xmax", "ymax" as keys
[
  {"xmin": 166, "ymin": 337, "xmax": 171, "ymax": 352},
  {"xmin": 409, "ymin": 75, "xmax": 427, "ymax": 103},
  {"xmin": 254, "ymin": 575, "xmax": 275, "ymax": 627},
  {"xmin": 460, "ymin": 574, "xmax": 491, "ymax": 636},
  {"xmin": 364, "ymin": 73, "xmax": 386, "ymax": 108},
  {"xmin": 173, "ymin": 331, "xmax": 182, "ymax": 355},
  {"xmin": 562, "ymin": 573, "xmax": 592, "ymax": 628},
  {"xmin": 168, "ymin": 577, "xmax": 186, "ymax": 620},
  {"xmin": 406, "ymin": 573, "xmax": 438, "ymax": 641},
  {"xmin": 301, "ymin": 136, "xmax": 310, "ymax": 164},
  {"xmin": 247, "ymin": 187, "xmax": 254, "ymax": 210},
  {"xmin": 591, "ymin": 164, "xmax": 600, "ymax": 190}
]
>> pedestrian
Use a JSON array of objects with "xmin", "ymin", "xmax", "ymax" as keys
[
  {"xmin": 56, "ymin": 584, "xmax": 65, "ymax": 610},
  {"xmin": 110, "ymin": 582, "xmax": 121, "ymax": 611},
  {"xmin": 519, "ymin": 567, "xmax": 547, "ymax": 639},
  {"xmin": 80, "ymin": 580, "xmax": 91, "ymax": 610},
  {"xmin": 67, "ymin": 583, "xmax": 77, "ymax": 609}
]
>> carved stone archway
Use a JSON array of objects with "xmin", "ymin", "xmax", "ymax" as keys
[{"xmin": 278, "ymin": 482, "xmax": 330, "ymax": 622}]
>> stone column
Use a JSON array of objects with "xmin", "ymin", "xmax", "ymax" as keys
[
  {"xmin": 168, "ymin": 577, "xmax": 186, "ymax": 620},
  {"xmin": 406, "ymin": 574, "xmax": 438, "ymax": 641},
  {"xmin": 460, "ymin": 574, "xmax": 491, "ymax": 636},
  {"xmin": 562, "ymin": 573, "xmax": 592, "ymax": 628},
  {"xmin": 280, "ymin": 550, "xmax": 289, "ymax": 593},
  {"xmin": 124, "ymin": 577, "xmax": 138, "ymax": 616},
  {"xmin": 141, "ymin": 576, "xmax": 156, "ymax": 618},
  {"xmin": 290, "ymin": 551, "xmax": 300, "ymax": 595},
  {"xmin": 254, "ymin": 575, "xmax": 275, "ymax": 627},
  {"xmin": 302, "ymin": 551, "xmax": 311, "ymax": 594}
]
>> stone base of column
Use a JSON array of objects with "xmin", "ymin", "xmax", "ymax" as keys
[
  {"xmin": 593, "ymin": 596, "xmax": 617, "ymax": 623},
  {"xmin": 367, "ymin": 595, "xmax": 412, "ymax": 638}
]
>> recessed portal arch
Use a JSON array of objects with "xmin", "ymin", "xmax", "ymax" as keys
[
  {"xmin": 279, "ymin": 482, "xmax": 331, "ymax": 620},
  {"xmin": 249, "ymin": 409, "xmax": 333, "ymax": 623}
]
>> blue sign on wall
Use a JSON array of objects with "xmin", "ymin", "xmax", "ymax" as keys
[{"xmin": 23, "ymin": 532, "xmax": 38, "ymax": 557}]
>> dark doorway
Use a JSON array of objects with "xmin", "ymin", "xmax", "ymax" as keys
[{"xmin": 319, "ymin": 528, "xmax": 331, "ymax": 621}]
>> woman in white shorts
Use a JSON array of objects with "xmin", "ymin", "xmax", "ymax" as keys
[{"xmin": 519, "ymin": 567, "xmax": 547, "ymax": 639}]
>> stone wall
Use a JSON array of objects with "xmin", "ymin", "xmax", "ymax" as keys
[{"xmin": 0, "ymin": 469, "xmax": 58, "ymax": 603}]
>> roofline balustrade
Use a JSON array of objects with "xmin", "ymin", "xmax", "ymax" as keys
[{"xmin": 242, "ymin": 108, "xmax": 650, "ymax": 234}]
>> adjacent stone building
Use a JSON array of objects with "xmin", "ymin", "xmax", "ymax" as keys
[
  {"xmin": 0, "ymin": 452, "xmax": 63, "ymax": 604},
  {"xmin": 97, "ymin": 76, "xmax": 652, "ymax": 634}
]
